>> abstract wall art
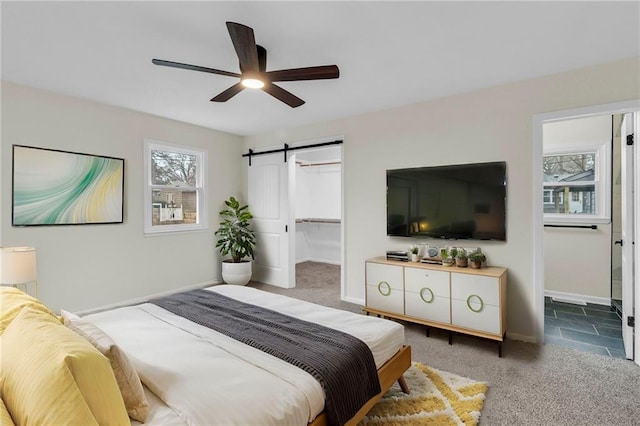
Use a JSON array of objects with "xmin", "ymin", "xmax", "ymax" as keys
[{"xmin": 12, "ymin": 145, "xmax": 124, "ymax": 226}]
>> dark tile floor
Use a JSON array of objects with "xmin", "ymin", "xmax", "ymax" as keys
[{"xmin": 544, "ymin": 296, "xmax": 626, "ymax": 359}]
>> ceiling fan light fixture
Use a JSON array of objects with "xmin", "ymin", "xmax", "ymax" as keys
[{"xmin": 241, "ymin": 77, "xmax": 264, "ymax": 89}]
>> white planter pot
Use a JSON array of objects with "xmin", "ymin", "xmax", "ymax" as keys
[{"xmin": 221, "ymin": 260, "xmax": 252, "ymax": 286}]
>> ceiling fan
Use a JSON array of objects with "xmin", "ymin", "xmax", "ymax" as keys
[{"xmin": 152, "ymin": 22, "xmax": 340, "ymax": 108}]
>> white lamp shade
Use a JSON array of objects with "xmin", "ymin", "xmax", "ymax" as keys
[{"xmin": 0, "ymin": 247, "xmax": 37, "ymax": 284}]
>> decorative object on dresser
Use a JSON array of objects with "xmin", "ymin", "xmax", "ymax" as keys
[
  {"xmin": 455, "ymin": 247, "xmax": 468, "ymax": 268},
  {"xmin": 440, "ymin": 248, "xmax": 455, "ymax": 266},
  {"xmin": 468, "ymin": 249, "xmax": 487, "ymax": 269},
  {"xmin": 409, "ymin": 245, "xmax": 420, "ymax": 262},
  {"xmin": 0, "ymin": 247, "xmax": 37, "ymax": 297},
  {"xmin": 364, "ymin": 256, "xmax": 507, "ymax": 356},
  {"xmin": 215, "ymin": 196, "xmax": 256, "ymax": 285}
]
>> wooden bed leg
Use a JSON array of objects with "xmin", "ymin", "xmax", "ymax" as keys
[{"xmin": 398, "ymin": 375, "xmax": 410, "ymax": 394}]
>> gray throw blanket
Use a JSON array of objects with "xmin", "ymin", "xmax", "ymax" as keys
[{"xmin": 150, "ymin": 289, "xmax": 381, "ymax": 426}]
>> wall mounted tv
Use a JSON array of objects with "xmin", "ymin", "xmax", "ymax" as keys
[{"xmin": 387, "ymin": 161, "xmax": 507, "ymax": 241}]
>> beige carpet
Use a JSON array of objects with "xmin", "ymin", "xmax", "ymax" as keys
[{"xmin": 360, "ymin": 362, "xmax": 487, "ymax": 425}]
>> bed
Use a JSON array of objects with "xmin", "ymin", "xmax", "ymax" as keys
[{"xmin": 0, "ymin": 285, "xmax": 410, "ymax": 426}]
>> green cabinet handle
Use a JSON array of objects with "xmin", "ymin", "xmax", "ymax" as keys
[
  {"xmin": 467, "ymin": 294, "xmax": 484, "ymax": 313},
  {"xmin": 419, "ymin": 287, "xmax": 434, "ymax": 303},
  {"xmin": 378, "ymin": 281, "xmax": 391, "ymax": 296}
]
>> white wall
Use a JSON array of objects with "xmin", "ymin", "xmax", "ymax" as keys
[
  {"xmin": 1, "ymin": 82, "xmax": 244, "ymax": 313},
  {"xmin": 543, "ymin": 115, "xmax": 612, "ymax": 300},
  {"xmin": 295, "ymin": 164, "xmax": 341, "ymax": 220},
  {"xmin": 244, "ymin": 57, "xmax": 640, "ymax": 341}
]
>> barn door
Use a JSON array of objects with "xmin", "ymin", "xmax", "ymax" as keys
[{"xmin": 247, "ymin": 153, "xmax": 292, "ymax": 288}]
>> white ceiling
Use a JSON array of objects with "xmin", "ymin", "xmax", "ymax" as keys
[{"xmin": 2, "ymin": 1, "xmax": 639, "ymax": 137}]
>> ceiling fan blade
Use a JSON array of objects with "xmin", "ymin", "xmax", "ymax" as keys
[
  {"xmin": 266, "ymin": 65, "xmax": 340, "ymax": 82},
  {"xmin": 226, "ymin": 22, "xmax": 259, "ymax": 73},
  {"xmin": 262, "ymin": 83, "xmax": 305, "ymax": 108},
  {"xmin": 152, "ymin": 59, "xmax": 240, "ymax": 78},
  {"xmin": 210, "ymin": 82, "xmax": 244, "ymax": 102}
]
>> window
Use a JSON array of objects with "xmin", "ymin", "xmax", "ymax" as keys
[
  {"xmin": 543, "ymin": 144, "xmax": 610, "ymax": 224},
  {"xmin": 144, "ymin": 140, "xmax": 207, "ymax": 234}
]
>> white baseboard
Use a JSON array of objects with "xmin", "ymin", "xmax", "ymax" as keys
[
  {"xmin": 342, "ymin": 296, "xmax": 364, "ymax": 305},
  {"xmin": 296, "ymin": 257, "xmax": 341, "ymax": 266},
  {"xmin": 544, "ymin": 289, "xmax": 610, "ymax": 306},
  {"xmin": 75, "ymin": 280, "xmax": 220, "ymax": 316}
]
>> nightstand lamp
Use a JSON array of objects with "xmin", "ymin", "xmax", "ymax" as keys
[{"xmin": 0, "ymin": 247, "xmax": 37, "ymax": 297}]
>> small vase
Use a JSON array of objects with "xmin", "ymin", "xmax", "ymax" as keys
[
  {"xmin": 411, "ymin": 254, "xmax": 419, "ymax": 262},
  {"xmin": 470, "ymin": 260, "xmax": 482, "ymax": 269},
  {"xmin": 456, "ymin": 258, "xmax": 468, "ymax": 268},
  {"xmin": 221, "ymin": 260, "xmax": 252, "ymax": 285},
  {"xmin": 442, "ymin": 258, "xmax": 455, "ymax": 267}
]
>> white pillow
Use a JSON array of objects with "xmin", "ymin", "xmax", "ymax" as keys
[{"xmin": 62, "ymin": 311, "xmax": 150, "ymax": 422}]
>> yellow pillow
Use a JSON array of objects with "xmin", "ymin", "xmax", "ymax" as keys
[
  {"xmin": 0, "ymin": 397, "xmax": 15, "ymax": 426},
  {"xmin": 64, "ymin": 313, "xmax": 150, "ymax": 422},
  {"xmin": 0, "ymin": 286, "xmax": 59, "ymax": 334},
  {"xmin": 0, "ymin": 308, "xmax": 130, "ymax": 425}
]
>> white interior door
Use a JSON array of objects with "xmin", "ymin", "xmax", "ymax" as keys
[
  {"xmin": 620, "ymin": 113, "xmax": 635, "ymax": 360},
  {"xmin": 248, "ymin": 153, "xmax": 291, "ymax": 288}
]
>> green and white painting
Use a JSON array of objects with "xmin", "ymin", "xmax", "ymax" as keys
[{"xmin": 12, "ymin": 145, "xmax": 124, "ymax": 226}]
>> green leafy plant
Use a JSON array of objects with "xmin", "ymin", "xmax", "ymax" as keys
[
  {"xmin": 455, "ymin": 248, "xmax": 467, "ymax": 260},
  {"xmin": 440, "ymin": 248, "xmax": 455, "ymax": 266},
  {"xmin": 215, "ymin": 196, "xmax": 256, "ymax": 263},
  {"xmin": 448, "ymin": 247, "xmax": 458, "ymax": 258},
  {"xmin": 468, "ymin": 250, "xmax": 486, "ymax": 262},
  {"xmin": 410, "ymin": 245, "xmax": 419, "ymax": 255}
]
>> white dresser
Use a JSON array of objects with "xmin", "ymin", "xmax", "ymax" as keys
[{"xmin": 365, "ymin": 257, "xmax": 507, "ymax": 356}]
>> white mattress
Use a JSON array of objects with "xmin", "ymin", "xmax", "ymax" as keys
[{"xmin": 84, "ymin": 285, "xmax": 405, "ymax": 426}]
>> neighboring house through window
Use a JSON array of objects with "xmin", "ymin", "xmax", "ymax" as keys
[
  {"xmin": 543, "ymin": 143, "xmax": 610, "ymax": 224},
  {"xmin": 144, "ymin": 139, "xmax": 207, "ymax": 234}
]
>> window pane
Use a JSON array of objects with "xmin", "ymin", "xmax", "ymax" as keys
[
  {"xmin": 543, "ymin": 185, "xmax": 596, "ymax": 214},
  {"xmin": 543, "ymin": 153, "xmax": 595, "ymax": 183},
  {"xmin": 151, "ymin": 189, "xmax": 198, "ymax": 225},
  {"xmin": 151, "ymin": 150, "xmax": 197, "ymax": 187}
]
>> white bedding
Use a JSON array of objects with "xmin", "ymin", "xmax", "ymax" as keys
[{"xmin": 83, "ymin": 285, "xmax": 405, "ymax": 426}]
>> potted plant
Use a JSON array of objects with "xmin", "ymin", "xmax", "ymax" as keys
[
  {"xmin": 215, "ymin": 196, "xmax": 256, "ymax": 285},
  {"xmin": 440, "ymin": 248, "xmax": 455, "ymax": 267},
  {"xmin": 455, "ymin": 247, "xmax": 468, "ymax": 268},
  {"xmin": 409, "ymin": 245, "xmax": 420, "ymax": 262},
  {"xmin": 468, "ymin": 249, "xmax": 486, "ymax": 269}
]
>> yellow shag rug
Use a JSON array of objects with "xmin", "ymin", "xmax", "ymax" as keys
[{"xmin": 359, "ymin": 362, "xmax": 488, "ymax": 425}]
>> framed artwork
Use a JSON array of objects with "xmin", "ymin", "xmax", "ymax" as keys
[{"xmin": 12, "ymin": 145, "xmax": 125, "ymax": 226}]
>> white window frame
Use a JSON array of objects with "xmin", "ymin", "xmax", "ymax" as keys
[
  {"xmin": 144, "ymin": 139, "xmax": 208, "ymax": 235},
  {"xmin": 543, "ymin": 142, "xmax": 611, "ymax": 225}
]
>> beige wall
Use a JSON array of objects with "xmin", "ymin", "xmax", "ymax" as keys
[
  {"xmin": 2, "ymin": 56, "xmax": 638, "ymax": 340},
  {"xmin": 244, "ymin": 57, "xmax": 640, "ymax": 341},
  {"xmin": 1, "ymin": 82, "xmax": 244, "ymax": 313},
  {"xmin": 543, "ymin": 115, "xmax": 612, "ymax": 300}
]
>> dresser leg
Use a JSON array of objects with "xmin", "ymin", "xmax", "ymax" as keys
[
  {"xmin": 498, "ymin": 341, "xmax": 502, "ymax": 357},
  {"xmin": 448, "ymin": 331, "xmax": 453, "ymax": 345},
  {"xmin": 425, "ymin": 327, "xmax": 430, "ymax": 337}
]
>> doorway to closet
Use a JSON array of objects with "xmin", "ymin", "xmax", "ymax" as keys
[
  {"xmin": 292, "ymin": 146, "xmax": 342, "ymax": 297},
  {"xmin": 247, "ymin": 141, "xmax": 344, "ymax": 298}
]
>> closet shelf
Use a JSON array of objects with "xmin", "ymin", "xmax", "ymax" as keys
[{"xmin": 296, "ymin": 218, "xmax": 341, "ymax": 224}]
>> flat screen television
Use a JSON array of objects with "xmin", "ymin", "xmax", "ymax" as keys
[{"xmin": 387, "ymin": 161, "xmax": 506, "ymax": 241}]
